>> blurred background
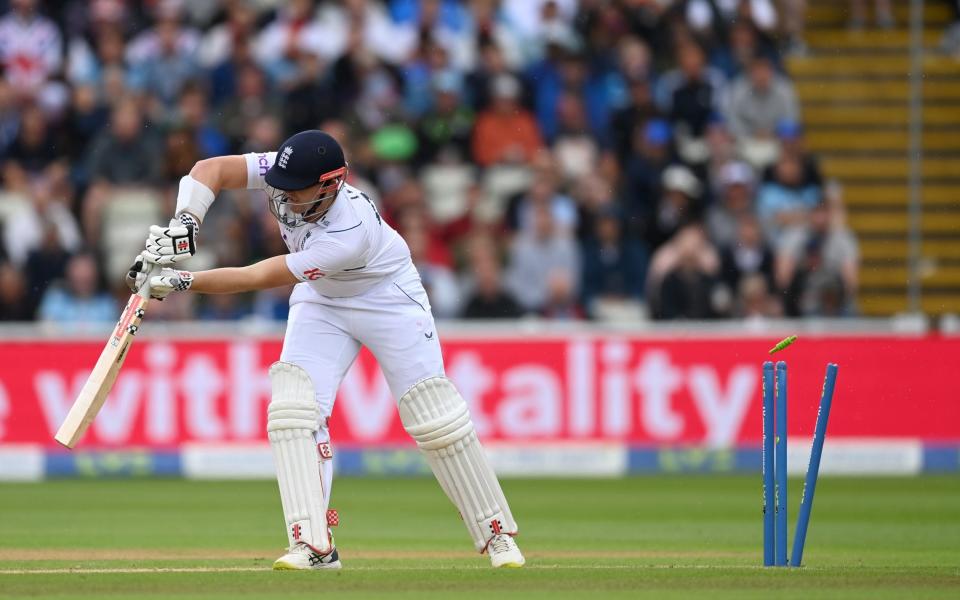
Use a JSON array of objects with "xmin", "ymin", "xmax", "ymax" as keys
[{"xmin": 0, "ymin": 0, "xmax": 958, "ymax": 480}]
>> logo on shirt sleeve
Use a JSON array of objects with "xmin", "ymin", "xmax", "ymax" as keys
[{"xmin": 302, "ymin": 268, "xmax": 325, "ymax": 280}]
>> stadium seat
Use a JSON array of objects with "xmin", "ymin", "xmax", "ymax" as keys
[
  {"xmin": 422, "ymin": 164, "xmax": 476, "ymax": 224},
  {"xmin": 479, "ymin": 165, "xmax": 532, "ymax": 223}
]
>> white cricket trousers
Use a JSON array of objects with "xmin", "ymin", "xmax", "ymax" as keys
[{"xmin": 279, "ymin": 265, "xmax": 445, "ymax": 449}]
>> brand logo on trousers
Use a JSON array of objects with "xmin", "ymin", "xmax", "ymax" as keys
[{"xmin": 317, "ymin": 442, "xmax": 333, "ymax": 459}]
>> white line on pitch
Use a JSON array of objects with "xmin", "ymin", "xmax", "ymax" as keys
[{"xmin": 0, "ymin": 565, "xmax": 770, "ymax": 575}]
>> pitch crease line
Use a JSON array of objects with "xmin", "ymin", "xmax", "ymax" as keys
[{"xmin": 0, "ymin": 565, "xmax": 776, "ymax": 575}]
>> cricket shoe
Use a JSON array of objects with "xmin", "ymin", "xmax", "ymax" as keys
[
  {"xmin": 488, "ymin": 534, "xmax": 525, "ymax": 568},
  {"xmin": 272, "ymin": 543, "xmax": 341, "ymax": 570}
]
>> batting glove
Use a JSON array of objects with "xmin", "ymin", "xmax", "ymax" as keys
[
  {"xmin": 143, "ymin": 213, "xmax": 199, "ymax": 266},
  {"xmin": 126, "ymin": 254, "xmax": 193, "ymax": 300}
]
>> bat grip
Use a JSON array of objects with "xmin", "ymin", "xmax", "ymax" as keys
[{"xmin": 136, "ymin": 262, "xmax": 161, "ymax": 300}]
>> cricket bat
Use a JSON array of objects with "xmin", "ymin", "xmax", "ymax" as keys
[{"xmin": 54, "ymin": 266, "xmax": 157, "ymax": 449}]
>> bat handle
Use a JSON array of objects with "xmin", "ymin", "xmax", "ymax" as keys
[{"xmin": 136, "ymin": 262, "xmax": 161, "ymax": 300}]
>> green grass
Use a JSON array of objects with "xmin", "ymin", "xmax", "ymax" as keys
[{"xmin": 1, "ymin": 476, "xmax": 958, "ymax": 598}]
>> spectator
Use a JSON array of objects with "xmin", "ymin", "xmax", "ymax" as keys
[
  {"xmin": 2, "ymin": 181, "xmax": 81, "ymax": 268},
  {"xmin": 62, "ymin": 84, "xmax": 111, "ymax": 168},
  {"xmin": 24, "ymin": 220, "xmax": 70, "ymax": 307},
  {"xmin": 198, "ymin": 294, "xmax": 249, "ymax": 321},
  {"xmin": 255, "ymin": 0, "xmax": 330, "ymax": 86},
  {"xmin": 163, "ymin": 126, "xmax": 202, "ymax": 186},
  {"xmin": 83, "ymin": 96, "xmax": 160, "ymax": 186},
  {"xmin": 1, "ymin": 105, "xmax": 68, "ymax": 194},
  {"xmin": 504, "ymin": 155, "xmax": 578, "ymax": 236},
  {"xmin": 126, "ymin": 5, "xmax": 201, "ymax": 112},
  {"xmin": 169, "ymin": 82, "xmax": 229, "ymax": 159},
  {"xmin": 504, "ymin": 202, "xmax": 581, "ymax": 313},
  {"xmin": 718, "ymin": 214, "xmax": 776, "ymax": 304},
  {"xmin": 386, "ymin": 179, "xmax": 474, "ymax": 269},
  {"xmin": 66, "ymin": 22, "xmax": 127, "ymax": 88},
  {"xmin": 609, "ymin": 46, "xmax": 659, "ymax": 165},
  {"xmin": 401, "ymin": 35, "xmax": 453, "ymax": 118},
  {"xmin": 737, "ymin": 272, "xmax": 779, "ymax": 319},
  {"xmin": 460, "ymin": 0, "xmax": 524, "ymax": 72},
  {"xmin": 403, "ymin": 209, "xmax": 461, "ymax": 318},
  {"xmin": 416, "ymin": 71, "xmax": 475, "ymax": 165},
  {"xmin": 252, "ymin": 286, "xmax": 294, "ymax": 322},
  {"xmin": 526, "ymin": 42, "xmax": 620, "ymax": 145},
  {"xmin": 38, "ymin": 252, "xmax": 117, "ymax": 324},
  {"xmin": 215, "ymin": 64, "xmax": 283, "ymax": 151},
  {"xmin": 646, "ymin": 164, "xmax": 703, "ymax": 251},
  {"xmin": 461, "ymin": 235, "xmax": 523, "ymax": 319},
  {"xmin": 0, "ymin": 261, "xmax": 31, "ymax": 320},
  {"xmin": 580, "ymin": 206, "xmax": 648, "ymax": 318},
  {"xmin": 0, "ymin": 0, "xmax": 63, "ymax": 99},
  {"xmin": 464, "ymin": 40, "xmax": 515, "ymax": 111},
  {"xmin": 710, "ymin": 20, "xmax": 771, "ymax": 78},
  {"xmin": 621, "ymin": 119, "xmax": 673, "ymax": 234},
  {"xmin": 392, "ymin": 0, "xmax": 473, "ymax": 70},
  {"xmin": 81, "ymin": 98, "xmax": 162, "ymax": 239},
  {"xmin": 706, "ymin": 161, "xmax": 756, "ymax": 248},
  {"xmin": 765, "ymin": 120, "xmax": 822, "ymax": 188},
  {"xmin": 647, "ymin": 224, "xmax": 720, "ymax": 316},
  {"xmin": 779, "ymin": 184, "xmax": 859, "ymax": 316},
  {"xmin": 723, "ymin": 54, "xmax": 799, "ymax": 145},
  {"xmin": 661, "ymin": 42, "xmax": 724, "ymax": 142},
  {"xmin": 504, "ymin": 0, "xmax": 579, "ymax": 64},
  {"xmin": 541, "ymin": 268, "xmax": 584, "ymax": 320},
  {"xmin": 756, "ymin": 152, "xmax": 820, "ymax": 246},
  {"xmin": 472, "ymin": 74, "xmax": 543, "ymax": 167},
  {"xmin": 313, "ymin": 0, "xmax": 418, "ymax": 66},
  {"xmin": 197, "ymin": 0, "xmax": 258, "ymax": 70},
  {"xmin": 656, "ymin": 225, "xmax": 721, "ymax": 320},
  {"xmin": 207, "ymin": 24, "xmax": 258, "ymax": 107},
  {"xmin": 238, "ymin": 114, "xmax": 285, "ymax": 156},
  {"xmin": 684, "ymin": 0, "xmax": 778, "ymax": 39},
  {"xmin": 552, "ymin": 92, "xmax": 600, "ymax": 182}
]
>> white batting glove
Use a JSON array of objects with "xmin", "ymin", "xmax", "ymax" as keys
[
  {"xmin": 126, "ymin": 254, "xmax": 194, "ymax": 300},
  {"xmin": 143, "ymin": 213, "xmax": 199, "ymax": 266}
]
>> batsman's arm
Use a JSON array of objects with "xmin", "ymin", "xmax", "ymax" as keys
[
  {"xmin": 174, "ymin": 156, "xmax": 250, "ymax": 224},
  {"xmin": 190, "ymin": 255, "xmax": 298, "ymax": 294},
  {"xmin": 189, "ymin": 156, "xmax": 249, "ymax": 194}
]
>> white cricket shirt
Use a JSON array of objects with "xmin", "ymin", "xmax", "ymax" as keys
[{"xmin": 244, "ymin": 152, "xmax": 412, "ymax": 299}]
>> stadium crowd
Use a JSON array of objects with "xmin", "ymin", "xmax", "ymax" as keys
[{"xmin": 0, "ymin": 0, "xmax": 865, "ymax": 325}]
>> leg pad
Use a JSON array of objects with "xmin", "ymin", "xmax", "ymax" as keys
[
  {"xmin": 399, "ymin": 377, "xmax": 518, "ymax": 551},
  {"xmin": 268, "ymin": 362, "xmax": 330, "ymax": 554}
]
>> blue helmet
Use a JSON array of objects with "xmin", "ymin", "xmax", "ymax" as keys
[{"xmin": 265, "ymin": 130, "xmax": 349, "ymax": 227}]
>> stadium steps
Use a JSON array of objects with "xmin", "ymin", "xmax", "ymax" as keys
[
  {"xmin": 805, "ymin": 1, "xmax": 953, "ymax": 27},
  {"xmin": 802, "ymin": 105, "xmax": 960, "ymax": 127},
  {"xmin": 805, "ymin": 130, "xmax": 960, "ymax": 152},
  {"xmin": 788, "ymin": 0, "xmax": 960, "ymax": 316}
]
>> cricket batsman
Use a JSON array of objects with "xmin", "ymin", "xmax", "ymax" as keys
[{"xmin": 125, "ymin": 130, "xmax": 524, "ymax": 570}]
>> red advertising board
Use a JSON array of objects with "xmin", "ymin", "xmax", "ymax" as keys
[{"xmin": 1, "ymin": 335, "xmax": 958, "ymax": 448}]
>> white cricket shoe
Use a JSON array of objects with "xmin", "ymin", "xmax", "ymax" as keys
[
  {"xmin": 488, "ymin": 534, "xmax": 525, "ymax": 568},
  {"xmin": 272, "ymin": 543, "xmax": 341, "ymax": 570}
]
